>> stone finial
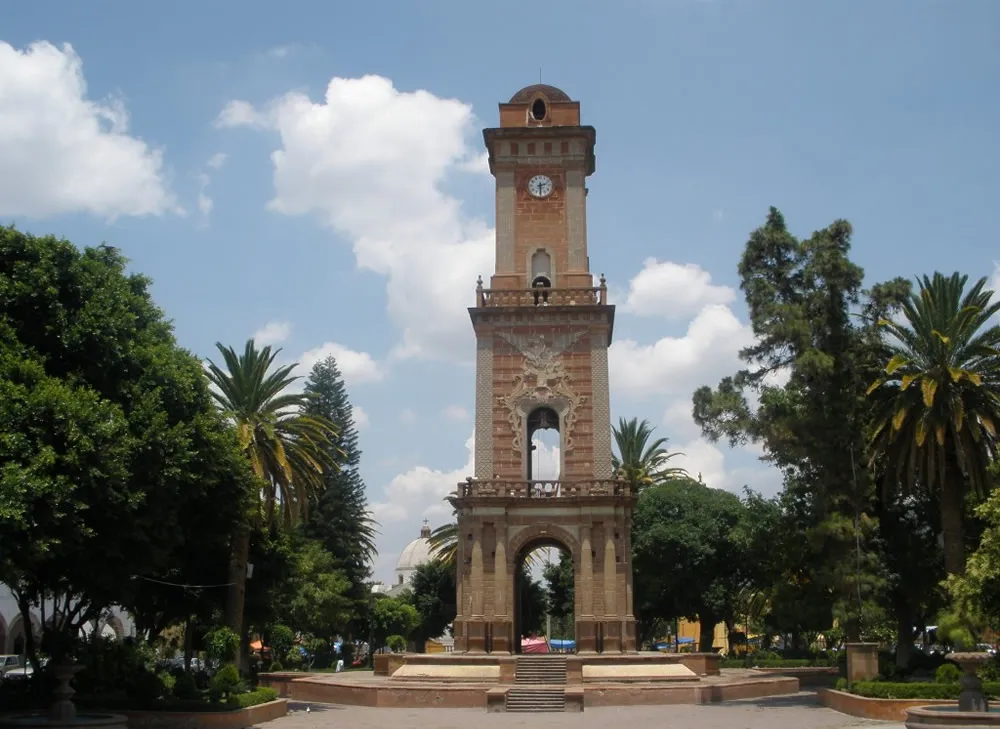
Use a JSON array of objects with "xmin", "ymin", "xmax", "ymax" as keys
[{"xmin": 599, "ymin": 273, "xmax": 607, "ymax": 288}]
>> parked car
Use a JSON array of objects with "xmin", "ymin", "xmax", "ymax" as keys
[{"xmin": 0, "ymin": 655, "xmax": 26, "ymax": 682}]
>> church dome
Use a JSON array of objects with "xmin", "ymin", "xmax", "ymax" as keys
[
  {"xmin": 392, "ymin": 521, "xmax": 434, "ymax": 588},
  {"xmin": 508, "ymin": 84, "xmax": 572, "ymax": 104}
]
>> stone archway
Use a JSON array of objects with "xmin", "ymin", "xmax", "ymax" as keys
[{"xmin": 508, "ymin": 525, "xmax": 577, "ymax": 653}]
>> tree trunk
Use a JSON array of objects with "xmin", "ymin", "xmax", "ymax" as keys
[
  {"xmin": 183, "ymin": 616, "xmax": 194, "ymax": 671},
  {"xmin": 15, "ymin": 595, "xmax": 40, "ymax": 670},
  {"xmin": 941, "ymin": 476, "xmax": 966, "ymax": 576},
  {"xmin": 895, "ymin": 607, "xmax": 915, "ymax": 670},
  {"xmin": 698, "ymin": 615, "xmax": 717, "ymax": 653},
  {"xmin": 225, "ymin": 525, "xmax": 251, "ymax": 671}
]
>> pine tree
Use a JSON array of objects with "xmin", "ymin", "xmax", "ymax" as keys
[{"xmin": 302, "ymin": 356, "xmax": 378, "ymax": 621}]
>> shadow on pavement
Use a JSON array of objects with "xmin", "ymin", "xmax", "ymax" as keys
[
  {"xmin": 287, "ymin": 701, "xmax": 345, "ymax": 713},
  {"xmin": 703, "ymin": 691, "xmax": 823, "ymax": 709}
]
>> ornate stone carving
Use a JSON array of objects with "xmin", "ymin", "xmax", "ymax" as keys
[
  {"xmin": 495, "ymin": 332, "xmax": 587, "ymax": 454},
  {"xmin": 475, "ymin": 337, "xmax": 494, "ymax": 478}
]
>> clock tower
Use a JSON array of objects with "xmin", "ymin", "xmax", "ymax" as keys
[{"xmin": 451, "ymin": 85, "xmax": 636, "ymax": 655}]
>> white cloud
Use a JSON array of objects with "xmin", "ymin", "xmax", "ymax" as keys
[
  {"xmin": 443, "ymin": 405, "xmax": 469, "ymax": 421},
  {"xmin": 206, "ymin": 152, "xmax": 228, "ymax": 170},
  {"xmin": 372, "ymin": 432, "xmax": 473, "ymax": 526},
  {"xmin": 353, "ymin": 405, "xmax": 370, "ymax": 430},
  {"xmin": 253, "ymin": 320, "xmax": 291, "ymax": 346},
  {"xmin": 216, "ymin": 75, "xmax": 494, "ymax": 361},
  {"xmin": 267, "ymin": 45, "xmax": 294, "ymax": 59},
  {"xmin": 399, "ymin": 408, "xmax": 418, "ymax": 425},
  {"xmin": 623, "ymin": 259, "xmax": 735, "ymax": 319},
  {"xmin": 0, "ymin": 41, "xmax": 177, "ymax": 220},
  {"xmin": 610, "ymin": 304, "xmax": 755, "ymax": 399},
  {"xmin": 299, "ymin": 341, "xmax": 385, "ymax": 385}
]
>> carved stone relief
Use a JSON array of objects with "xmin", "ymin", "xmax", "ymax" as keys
[{"xmin": 495, "ymin": 331, "xmax": 588, "ymax": 455}]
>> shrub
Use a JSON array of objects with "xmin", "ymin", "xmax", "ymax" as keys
[
  {"xmin": 268, "ymin": 661, "xmax": 284, "ymax": 672},
  {"xmin": 172, "ymin": 671, "xmax": 200, "ymax": 700},
  {"xmin": 386, "ymin": 635, "xmax": 407, "ymax": 654},
  {"xmin": 157, "ymin": 671, "xmax": 176, "ymax": 695},
  {"xmin": 936, "ymin": 663, "xmax": 962, "ymax": 683},
  {"xmin": 268, "ymin": 625, "xmax": 294, "ymax": 662},
  {"xmin": 204, "ymin": 627, "xmax": 240, "ymax": 666},
  {"xmin": 848, "ymin": 681, "xmax": 1000, "ymax": 700},
  {"xmin": 283, "ymin": 647, "xmax": 304, "ymax": 669},
  {"xmin": 226, "ymin": 687, "xmax": 279, "ymax": 709},
  {"xmin": 209, "ymin": 663, "xmax": 243, "ymax": 701},
  {"xmin": 131, "ymin": 669, "xmax": 167, "ymax": 708}
]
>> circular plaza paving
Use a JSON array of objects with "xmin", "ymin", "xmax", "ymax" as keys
[{"xmin": 267, "ymin": 694, "xmax": 904, "ymax": 729}]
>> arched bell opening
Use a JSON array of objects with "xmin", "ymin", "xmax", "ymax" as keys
[
  {"xmin": 531, "ymin": 249, "xmax": 553, "ymax": 305},
  {"xmin": 526, "ymin": 406, "xmax": 561, "ymax": 482},
  {"xmin": 513, "ymin": 537, "xmax": 574, "ymax": 654}
]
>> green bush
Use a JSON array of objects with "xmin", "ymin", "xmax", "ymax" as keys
[
  {"xmin": 283, "ymin": 647, "xmax": 304, "ymax": 669},
  {"xmin": 172, "ymin": 671, "xmax": 200, "ymax": 700},
  {"xmin": 935, "ymin": 663, "xmax": 962, "ymax": 683},
  {"xmin": 131, "ymin": 669, "xmax": 168, "ymax": 708},
  {"xmin": 268, "ymin": 661, "xmax": 284, "ymax": 672},
  {"xmin": 204, "ymin": 628, "xmax": 240, "ymax": 666},
  {"xmin": 848, "ymin": 681, "xmax": 1000, "ymax": 700},
  {"xmin": 225, "ymin": 687, "xmax": 279, "ymax": 709},
  {"xmin": 157, "ymin": 671, "xmax": 176, "ymax": 695},
  {"xmin": 268, "ymin": 625, "xmax": 294, "ymax": 661},
  {"xmin": 386, "ymin": 635, "xmax": 407, "ymax": 654},
  {"xmin": 209, "ymin": 664, "xmax": 243, "ymax": 700}
]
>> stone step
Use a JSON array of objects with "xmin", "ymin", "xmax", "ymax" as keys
[{"xmin": 505, "ymin": 688, "xmax": 566, "ymax": 713}]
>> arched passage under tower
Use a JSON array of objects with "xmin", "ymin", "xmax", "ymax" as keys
[{"xmin": 513, "ymin": 536, "xmax": 574, "ymax": 653}]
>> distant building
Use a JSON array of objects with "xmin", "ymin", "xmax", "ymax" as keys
[
  {"xmin": 0, "ymin": 585, "xmax": 134, "ymax": 655},
  {"xmin": 372, "ymin": 521, "xmax": 435, "ymax": 599}
]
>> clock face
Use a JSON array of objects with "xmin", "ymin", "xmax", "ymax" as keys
[{"xmin": 527, "ymin": 175, "xmax": 554, "ymax": 198}]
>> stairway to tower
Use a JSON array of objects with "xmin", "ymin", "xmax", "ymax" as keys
[{"xmin": 505, "ymin": 655, "xmax": 568, "ymax": 712}]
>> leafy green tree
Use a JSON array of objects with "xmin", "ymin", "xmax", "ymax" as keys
[
  {"xmin": 302, "ymin": 356, "xmax": 378, "ymax": 623},
  {"xmin": 516, "ymin": 569, "xmax": 548, "ymax": 639},
  {"xmin": 370, "ymin": 597, "xmax": 420, "ymax": 651},
  {"xmin": 0, "ymin": 227, "xmax": 253, "ymax": 664},
  {"xmin": 949, "ymin": 487, "xmax": 1000, "ymax": 631},
  {"xmin": 612, "ymin": 417, "xmax": 687, "ymax": 493},
  {"xmin": 205, "ymin": 340, "xmax": 339, "ymax": 661},
  {"xmin": 632, "ymin": 477, "xmax": 746, "ymax": 651},
  {"xmin": 692, "ymin": 207, "xmax": 911, "ymax": 640},
  {"xmin": 542, "ymin": 551, "xmax": 574, "ymax": 639},
  {"xmin": 407, "ymin": 560, "xmax": 456, "ymax": 651},
  {"xmin": 284, "ymin": 538, "xmax": 353, "ymax": 640},
  {"xmin": 868, "ymin": 272, "xmax": 1000, "ymax": 575}
]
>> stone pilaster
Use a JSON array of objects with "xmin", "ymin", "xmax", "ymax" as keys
[
  {"xmin": 565, "ymin": 168, "xmax": 587, "ymax": 271},
  {"xmin": 495, "ymin": 170, "xmax": 515, "ymax": 273},
  {"xmin": 590, "ymin": 336, "xmax": 614, "ymax": 479},
  {"xmin": 474, "ymin": 337, "xmax": 494, "ymax": 479}
]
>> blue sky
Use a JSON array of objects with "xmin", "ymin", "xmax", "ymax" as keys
[{"xmin": 3, "ymin": 0, "xmax": 999, "ymax": 583}]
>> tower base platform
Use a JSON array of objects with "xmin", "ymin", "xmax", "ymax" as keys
[{"xmin": 260, "ymin": 656, "xmax": 800, "ymax": 709}]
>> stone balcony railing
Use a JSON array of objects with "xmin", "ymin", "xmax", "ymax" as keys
[
  {"xmin": 474, "ymin": 275, "xmax": 608, "ymax": 308},
  {"xmin": 456, "ymin": 477, "xmax": 631, "ymax": 499}
]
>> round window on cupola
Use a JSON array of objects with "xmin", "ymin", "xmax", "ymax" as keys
[{"xmin": 531, "ymin": 98, "xmax": 547, "ymax": 121}]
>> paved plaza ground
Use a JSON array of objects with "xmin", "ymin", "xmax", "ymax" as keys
[{"xmin": 265, "ymin": 694, "xmax": 905, "ymax": 729}]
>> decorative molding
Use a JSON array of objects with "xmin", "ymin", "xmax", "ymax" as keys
[{"xmin": 566, "ymin": 169, "xmax": 587, "ymax": 271}]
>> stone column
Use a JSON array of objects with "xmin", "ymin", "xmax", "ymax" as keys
[
  {"xmin": 576, "ymin": 525, "xmax": 596, "ymax": 652},
  {"xmin": 453, "ymin": 518, "xmax": 468, "ymax": 652},
  {"xmin": 468, "ymin": 524, "xmax": 486, "ymax": 653},
  {"xmin": 491, "ymin": 527, "xmax": 512, "ymax": 654},
  {"xmin": 495, "ymin": 170, "xmax": 515, "ymax": 273},
  {"xmin": 602, "ymin": 525, "xmax": 621, "ymax": 652}
]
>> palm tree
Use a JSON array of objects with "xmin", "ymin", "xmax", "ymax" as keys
[
  {"xmin": 867, "ymin": 272, "xmax": 1000, "ymax": 575},
  {"xmin": 428, "ymin": 522, "xmax": 458, "ymax": 568},
  {"xmin": 612, "ymin": 417, "xmax": 688, "ymax": 494},
  {"xmin": 206, "ymin": 340, "xmax": 340, "ymax": 656}
]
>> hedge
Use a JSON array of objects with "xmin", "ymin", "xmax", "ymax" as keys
[{"xmin": 844, "ymin": 681, "xmax": 1000, "ymax": 700}]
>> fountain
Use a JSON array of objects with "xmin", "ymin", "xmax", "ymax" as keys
[
  {"xmin": 0, "ymin": 662, "xmax": 126, "ymax": 729},
  {"xmin": 905, "ymin": 652, "xmax": 1000, "ymax": 728}
]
